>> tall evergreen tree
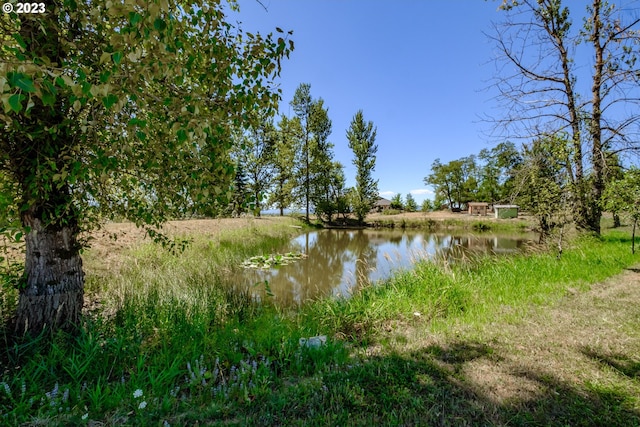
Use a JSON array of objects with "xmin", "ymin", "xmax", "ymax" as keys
[
  {"xmin": 229, "ymin": 162, "xmax": 250, "ymax": 217},
  {"xmin": 346, "ymin": 110, "xmax": 379, "ymax": 224},
  {"xmin": 405, "ymin": 193, "xmax": 417, "ymax": 212}
]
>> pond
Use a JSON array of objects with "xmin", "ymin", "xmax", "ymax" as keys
[{"xmin": 231, "ymin": 228, "xmax": 536, "ymax": 305}]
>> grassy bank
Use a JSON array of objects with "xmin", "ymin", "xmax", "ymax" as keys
[
  {"xmin": 367, "ymin": 215, "xmax": 532, "ymax": 233},
  {"xmin": 1, "ymin": 223, "xmax": 639, "ymax": 425}
]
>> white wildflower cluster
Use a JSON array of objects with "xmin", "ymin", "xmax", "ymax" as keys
[{"xmin": 133, "ymin": 389, "xmax": 147, "ymax": 410}]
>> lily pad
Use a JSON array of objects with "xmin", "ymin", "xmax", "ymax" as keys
[{"xmin": 241, "ymin": 252, "xmax": 307, "ymax": 269}]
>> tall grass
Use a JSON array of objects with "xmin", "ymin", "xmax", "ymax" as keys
[
  {"xmin": 1, "ymin": 224, "xmax": 638, "ymax": 425},
  {"xmin": 303, "ymin": 231, "xmax": 638, "ymax": 341},
  {"xmin": 1, "ymin": 218, "xmax": 328, "ymax": 426}
]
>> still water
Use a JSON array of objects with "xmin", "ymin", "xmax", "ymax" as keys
[{"xmin": 231, "ymin": 229, "xmax": 535, "ymax": 305}]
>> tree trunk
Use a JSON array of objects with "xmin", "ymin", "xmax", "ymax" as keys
[
  {"xmin": 633, "ymin": 217, "xmax": 637, "ymax": 255},
  {"xmin": 587, "ymin": 0, "xmax": 604, "ymax": 235},
  {"xmin": 613, "ymin": 212, "xmax": 621, "ymax": 228},
  {"xmin": 254, "ymin": 190, "xmax": 261, "ymax": 217},
  {"xmin": 14, "ymin": 211, "xmax": 84, "ymax": 336}
]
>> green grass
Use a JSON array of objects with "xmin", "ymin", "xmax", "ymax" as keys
[
  {"xmin": 1, "ymin": 225, "xmax": 639, "ymax": 425},
  {"xmin": 302, "ymin": 232, "xmax": 637, "ymax": 340},
  {"xmin": 367, "ymin": 216, "xmax": 531, "ymax": 233}
]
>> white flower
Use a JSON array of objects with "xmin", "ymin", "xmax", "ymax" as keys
[
  {"xmin": 138, "ymin": 400, "xmax": 147, "ymax": 410},
  {"xmin": 413, "ymin": 311, "xmax": 422, "ymax": 317},
  {"xmin": 133, "ymin": 389, "xmax": 143, "ymax": 398},
  {"xmin": 81, "ymin": 413, "xmax": 88, "ymax": 420}
]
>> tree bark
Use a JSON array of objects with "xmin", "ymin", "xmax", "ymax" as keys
[
  {"xmin": 587, "ymin": 0, "xmax": 604, "ymax": 235},
  {"xmin": 633, "ymin": 217, "xmax": 637, "ymax": 255},
  {"xmin": 14, "ymin": 211, "xmax": 84, "ymax": 336}
]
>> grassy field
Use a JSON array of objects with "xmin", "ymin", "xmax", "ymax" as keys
[
  {"xmin": 1, "ymin": 217, "xmax": 639, "ymax": 426},
  {"xmin": 365, "ymin": 210, "xmax": 534, "ymax": 233}
]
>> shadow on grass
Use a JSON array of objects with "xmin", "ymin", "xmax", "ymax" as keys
[
  {"xmin": 248, "ymin": 340, "xmax": 640, "ymax": 426},
  {"xmin": 582, "ymin": 347, "xmax": 640, "ymax": 380}
]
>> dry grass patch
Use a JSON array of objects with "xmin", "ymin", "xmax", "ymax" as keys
[{"xmin": 375, "ymin": 264, "xmax": 640, "ymax": 423}]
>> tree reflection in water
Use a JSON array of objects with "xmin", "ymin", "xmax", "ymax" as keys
[{"xmin": 230, "ymin": 229, "xmax": 535, "ymax": 306}]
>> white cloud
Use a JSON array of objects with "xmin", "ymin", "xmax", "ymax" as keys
[
  {"xmin": 410, "ymin": 188, "xmax": 434, "ymax": 196},
  {"xmin": 379, "ymin": 191, "xmax": 396, "ymax": 198}
]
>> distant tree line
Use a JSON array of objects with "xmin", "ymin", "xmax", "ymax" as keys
[
  {"xmin": 216, "ymin": 83, "xmax": 379, "ymax": 225},
  {"xmin": 424, "ymin": 142, "xmax": 522, "ymax": 210},
  {"xmin": 423, "ymin": 136, "xmax": 637, "ymax": 246}
]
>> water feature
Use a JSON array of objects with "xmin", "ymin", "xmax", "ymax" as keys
[{"xmin": 232, "ymin": 228, "xmax": 536, "ymax": 305}]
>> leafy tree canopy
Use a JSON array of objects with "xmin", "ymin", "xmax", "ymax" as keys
[
  {"xmin": 0, "ymin": 0, "xmax": 293, "ymax": 334},
  {"xmin": 1, "ymin": 0, "xmax": 293, "ymax": 236}
]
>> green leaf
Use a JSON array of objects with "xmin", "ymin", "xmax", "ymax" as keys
[
  {"xmin": 8, "ymin": 93, "xmax": 25, "ymax": 112},
  {"xmin": 8, "ymin": 72, "xmax": 36, "ymax": 93},
  {"xmin": 11, "ymin": 34, "xmax": 27, "ymax": 50},
  {"xmin": 153, "ymin": 18, "xmax": 167, "ymax": 31},
  {"xmin": 136, "ymin": 131, "xmax": 147, "ymax": 141},
  {"xmin": 112, "ymin": 52, "xmax": 123, "ymax": 66},
  {"xmin": 99, "ymin": 70, "xmax": 111, "ymax": 83},
  {"xmin": 81, "ymin": 81, "xmax": 92, "ymax": 96},
  {"xmin": 177, "ymin": 129, "xmax": 188, "ymax": 142},
  {"xmin": 102, "ymin": 94, "xmax": 118, "ymax": 109},
  {"xmin": 129, "ymin": 12, "xmax": 142, "ymax": 25}
]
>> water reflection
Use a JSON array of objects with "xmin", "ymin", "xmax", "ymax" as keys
[{"xmin": 230, "ymin": 229, "xmax": 535, "ymax": 306}]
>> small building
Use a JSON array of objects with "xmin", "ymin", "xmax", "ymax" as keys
[
  {"xmin": 468, "ymin": 202, "xmax": 489, "ymax": 216},
  {"xmin": 494, "ymin": 204, "xmax": 519, "ymax": 219},
  {"xmin": 372, "ymin": 197, "xmax": 392, "ymax": 212}
]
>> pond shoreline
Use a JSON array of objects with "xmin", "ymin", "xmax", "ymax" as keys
[{"xmin": 323, "ymin": 211, "xmax": 535, "ymax": 233}]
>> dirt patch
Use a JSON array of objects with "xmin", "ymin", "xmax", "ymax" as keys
[
  {"xmin": 477, "ymin": 267, "xmax": 640, "ymax": 401},
  {"xmin": 390, "ymin": 266, "xmax": 640, "ymax": 412}
]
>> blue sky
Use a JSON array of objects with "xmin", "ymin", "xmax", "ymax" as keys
[{"xmin": 228, "ymin": 1, "xmax": 521, "ymax": 205}]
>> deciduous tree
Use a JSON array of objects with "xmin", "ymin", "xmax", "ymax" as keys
[
  {"xmin": 0, "ymin": 0, "xmax": 292, "ymax": 335},
  {"xmin": 513, "ymin": 135, "xmax": 571, "ymax": 244},
  {"xmin": 602, "ymin": 167, "xmax": 640, "ymax": 253},
  {"xmin": 477, "ymin": 142, "xmax": 522, "ymax": 203},
  {"xmin": 491, "ymin": 0, "xmax": 640, "ymax": 234},
  {"xmin": 346, "ymin": 110, "xmax": 378, "ymax": 224},
  {"xmin": 236, "ymin": 119, "xmax": 277, "ymax": 217},
  {"xmin": 269, "ymin": 116, "xmax": 299, "ymax": 216},
  {"xmin": 289, "ymin": 84, "xmax": 334, "ymax": 222},
  {"xmin": 424, "ymin": 156, "xmax": 478, "ymax": 210},
  {"xmin": 390, "ymin": 194, "xmax": 403, "ymax": 210}
]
